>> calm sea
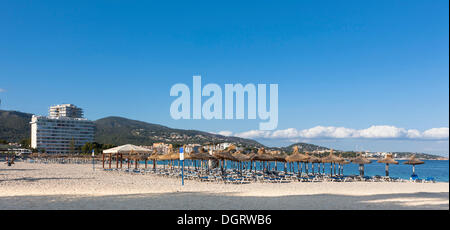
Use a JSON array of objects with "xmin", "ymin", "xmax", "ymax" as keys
[{"xmin": 154, "ymin": 160, "xmax": 449, "ymax": 182}]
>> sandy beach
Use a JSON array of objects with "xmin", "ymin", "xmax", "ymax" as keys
[{"xmin": 0, "ymin": 162, "xmax": 448, "ymax": 210}]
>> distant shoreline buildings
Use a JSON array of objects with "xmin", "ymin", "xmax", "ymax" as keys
[{"xmin": 30, "ymin": 104, "xmax": 94, "ymax": 154}]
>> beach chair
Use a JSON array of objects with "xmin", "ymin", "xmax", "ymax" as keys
[
  {"xmin": 410, "ymin": 174, "xmax": 423, "ymax": 183},
  {"xmin": 299, "ymin": 176, "xmax": 311, "ymax": 182},
  {"xmin": 424, "ymin": 177, "xmax": 435, "ymax": 183}
]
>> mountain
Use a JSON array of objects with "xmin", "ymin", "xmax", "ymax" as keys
[
  {"xmin": 94, "ymin": 116, "xmax": 263, "ymax": 147},
  {"xmin": 0, "ymin": 109, "xmax": 263, "ymax": 147},
  {"xmin": 275, "ymin": 142, "xmax": 330, "ymax": 153},
  {"xmin": 0, "ymin": 110, "xmax": 32, "ymax": 142}
]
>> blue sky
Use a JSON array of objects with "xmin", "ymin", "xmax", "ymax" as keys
[{"xmin": 0, "ymin": 0, "xmax": 448, "ymax": 155}]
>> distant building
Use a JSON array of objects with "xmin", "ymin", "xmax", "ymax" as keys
[
  {"xmin": 49, "ymin": 104, "xmax": 84, "ymax": 118},
  {"xmin": 30, "ymin": 104, "xmax": 94, "ymax": 154}
]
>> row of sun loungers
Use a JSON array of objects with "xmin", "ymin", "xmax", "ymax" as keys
[{"xmin": 103, "ymin": 167, "xmax": 435, "ymax": 184}]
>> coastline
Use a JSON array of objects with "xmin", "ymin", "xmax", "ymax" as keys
[{"xmin": 1, "ymin": 162, "xmax": 448, "ymax": 210}]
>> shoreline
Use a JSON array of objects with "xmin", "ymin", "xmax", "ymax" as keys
[{"xmin": 1, "ymin": 162, "xmax": 448, "ymax": 210}]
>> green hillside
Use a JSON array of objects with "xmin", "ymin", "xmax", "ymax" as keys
[
  {"xmin": 94, "ymin": 116, "xmax": 263, "ymax": 147},
  {"xmin": 0, "ymin": 110, "xmax": 32, "ymax": 142},
  {"xmin": 0, "ymin": 110, "xmax": 263, "ymax": 147}
]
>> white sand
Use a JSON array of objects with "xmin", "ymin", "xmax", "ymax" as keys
[{"xmin": 0, "ymin": 162, "xmax": 448, "ymax": 210}]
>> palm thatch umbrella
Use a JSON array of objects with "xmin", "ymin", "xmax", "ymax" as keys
[
  {"xmin": 305, "ymin": 152, "xmax": 321, "ymax": 175},
  {"xmin": 232, "ymin": 151, "xmax": 251, "ymax": 173},
  {"xmin": 247, "ymin": 152, "xmax": 258, "ymax": 171},
  {"xmin": 147, "ymin": 151, "xmax": 160, "ymax": 170},
  {"xmin": 270, "ymin": 151, "xmax": 288, "ymax": 172},
  {"xmin": 377, "ymin": 154, "xmax": 398, "ymax": 177},
  {"xmin": 321, "ymin": 149, "xmax": 343, "ymax": 176},
  {"xmin": 213, "ymin": 149, "xmax": 238, "ymax": 161},
  {"xmin": 157, "ymin": 152, "xmax": 175, "ymax": 170},
  {"xmin": 103, "ymin": 144, "xmax": 152, "ymax": 169},
  {"xmin": 285, "ymin": 146, "xmax": 310, "ymax": 175},
  {"xmin": 403, "ymin": 155, "xmax": 424, "ymax": 176},
  {"xmin": 232, "ymin": 151, "xmax": 249, "ymax": 161},
  {"xmin": 189, "ymin": 151, "xmax": 216, "ymax": 172},
  {"xmin": 351, "ymin": 154, "xmax": 372, "ymax": 177},
  {"xmin": 337, "ymin": 158, "xmax": 350, "ymax": 176},
  {"xmin": 213, "ymin": 148, "xmax": 238, "ymax": 174},
  {"xmin": 250, "ymin": 148, "xmax": 275, "ymax": 173}
]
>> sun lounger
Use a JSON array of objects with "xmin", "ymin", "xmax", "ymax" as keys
[{"xmin": 410, "ymin": 174, "xmax": 423, "ymax": 183}]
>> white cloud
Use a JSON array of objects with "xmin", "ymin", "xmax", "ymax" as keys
[
  {"xmin": 422, "ymin": 128, "xmax": 449, "ymax": 139},
  {"xmin": 357, "ymin": 125, "xmax": 407, "ymax": 138},
  {"xmin": 0, "ymin": 88, "xmax": 5, "ymax": 93},
  {"xmin": 234, "ymin": 130, "xmax": 272, "ymax": 139},
  {"xmin": 299, "ymin": 126, "xmax": 356, "ymax": 139},
  {"xmin": 271, "ymin": 128, "xmax": 301, "ymax": 138},
  {"xmin": 218, "ymin": 125, "xmax": 449, "ymax": 140}
]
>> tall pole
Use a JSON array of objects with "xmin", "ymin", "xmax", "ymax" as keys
[
  {"xmin": 180, "ymin": 147, "xmax": 184, "ymax": 186},
  {"xmin": 92, "ymin": 150, "xmax": 95, "ymax": 171}
]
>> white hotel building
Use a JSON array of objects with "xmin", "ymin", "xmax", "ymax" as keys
[{"xmin": 31, "ymin": 104, "xmax": 94, "ymax": 154}]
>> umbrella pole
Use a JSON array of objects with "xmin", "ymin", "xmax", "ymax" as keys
[
  {"xmin": 102, "ymin": 152, "xmax": 105, "ymax": 169},
  {"xmin": 386, "ymin": 163, "xmax": 389, "ymax": 177},
  {"xmin": 362, "ymin": 164, "xmax": 365, "ymax": 177},
  {"xmin": 116, "ymin": 153, "xmax": 119, "ymax": 169},
  {"xmin": 413, "ymin": 165, "xmax": 415, "ymax": 175},
  {"xmin": 109, "ymin": 153, "xmax": 112, "ymax": 169}
]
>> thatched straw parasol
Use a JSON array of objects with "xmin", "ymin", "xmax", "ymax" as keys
[
  {"xmin": 270, "ymin": 151, "xmax": 288, "ymax": 162},
  {"xmin": 251, "ymin": 148, "xmax": 275, "ymax": 162},
  {"xmin": 403, "ymin": 155, "xmax": 424, "ymax": 176},
  {"xmin": 158, "ymin": 153, "xmax": 174, "ymax": 161},
  {"xmin": 377, "ymin": 154, "xmax": 398, "ymax": 177},
  {"xmin": 213, "ymin": 150, "xmax": 238, "ymax": 161},
  {"xmin": 266, "ymin": 150, "xmax": 288, "ymax": 172},
  {"xmin": 147, "ymin": 151, "xmax": 160, "ymax": 161},
  {"xmin": 102, "ymin": 144, "xmax": 152, "ymax": 169},
  {"xmin": 213, "ymin": 147, "xmax": 238, "ymax": 173},
  {"xmin": 232, "ymin": 151, "xmax": 251, "ymax": 162},
  {"xmin": 320, "ymin": 149, "xmax": 344, "ymax": 176},
  {"xmin": 190, "ymin": 152, "xmax": 216, "ymax": 161},
  {"xmin": 305, "ymin": 152, "xmax": 321, "ymax": 175},
  {"xmin": 250, "ymin": 148, "xmax": 277, "ymax": 172},
  {"xmin": 351, "ymin": 154, "xmax": 372, "ymax": 177},
  {"xmin": 147, "ymin": 151, "xmax": 160, "ymax": 170},
  {"xmin": 321, "ymin": 149, "xmax": 342, "ymax": 163},
  {"xmin": 285, "ymin": 146, "xmax": 310, "ymax": 175}
]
